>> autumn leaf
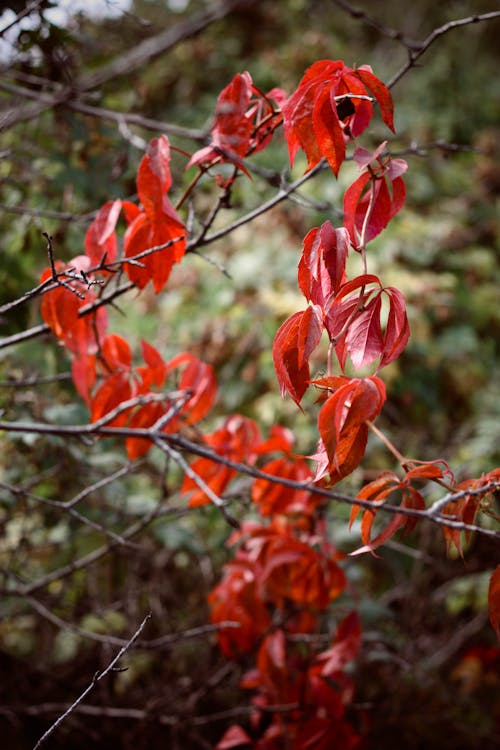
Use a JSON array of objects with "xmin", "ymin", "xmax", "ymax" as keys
[
  {"xmin": 488, "ymin": 566, "xmax": 500, "ymax": 642},
  {"xmin": 84, "ymin": 199, "xmax": 121, "ymax": 267},
  {"xmin": 273, "ymin": 307, "xmax": 323, "ymax": 406},
  {"xmin": 316, "ymin": 376, "xmax": 386, "ymax": 482},
  {"xmin": 325, "ymin": 275, "xmax": 410, "ymax": 371},
  {"xmin": 298, "ymin": 221, "xmax": 349, "ymax": 307},
  {"xmin": 252, "ymin": 456, "xmax": 317, "ymax": 516},
  {"xmin": 216, "ymin": 725, "xmax": 252, "ymax": 750},
  {"xmin": 343, "ymin": 143, "xmax": 407, "ymax": 248},
  {"xmin": 40, "ymin": 257, "xmax": 108, "ymax": 357},
  {"xmin": 124, "ymin": 135, "xmax": 186, "ymax": 293}
]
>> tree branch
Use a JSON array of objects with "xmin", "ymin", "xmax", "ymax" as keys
[{"xmin": 32, "ymin": 612, "xmax": 152, "ymax": 750}]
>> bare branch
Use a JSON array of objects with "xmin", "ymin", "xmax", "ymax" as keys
[
  {"xmin": 0, "ymin": 417, "xmax": 497, "ymax": 541},
  {"xmin": 32, "ymin": 612, "xmax": 152, "ymax": 750},
  {"xmin": 388, "ymin": 11, "xmax": 500, "ymax": 89}
]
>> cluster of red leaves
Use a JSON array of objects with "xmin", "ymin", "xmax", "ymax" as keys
[
  {"xmin": 282, "ymin": 60, "xmax": 394, "ymax": 175},
  {"xmin": 187, "ymin": 71, "xmax": 286, "ymax": 177},
  {"xmin": 349, "ymin": 461, "xmax": 450, "ymax": 556},
  {"xmin": 199, "ymin": 419, "xmax": 363, "ymax": 748},
  {"xmin": 344, "ymin": 142, "xmax": 407, "ymax": 248},
  {"xmin": 217, "ymin": 613, "xmax": 362, "ymax": 750},
  {"xmin": 439, "ymin": 468, "xmax": 500, "ymax": 557},
  {"xmin": 88, "ymin": 335, "xmax": 216, "ymax": 459},
  {"xmin": 83, "ymin": 135, "xmax": 187, "ymax": 293},
  {"xmin": 272, "ymin": 218, "xmax": 409, "ymax": 482}
]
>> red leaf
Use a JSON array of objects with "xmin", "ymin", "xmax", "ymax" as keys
[
  {"xmin": 40, "ymin": 258, "xmax": 108, "ymax": 356},
  {"xmin": 101, "ymin": 333, "xmax": 132, "ymax": 372},
  {"xmin": 344, "ymin": 292, "xmax": 383, "ymax": 369},
  {"xmin": 137, "ymin": 135, "xmax": 173, "ymax": 218},
  {"xmin": 251, "ymin": 456, "xmax": 316, "ymax": 516},
  {"xmin": 488, "ymin": 566, "xmax": 500, "ymax": 642},
  {"xmin": 273, "ymin": 309, "xmax": 323, "ymax": 406},
  {"xmin": 181, "ymin": 415, "xmax": 260, "ymax": 506},
  {"xmin": 187, "ymin": 72, "xmax": 253, "ymax": 171},
  {"xmin": 312, "ymin": 83, "xmax": 346, "ymax": 176},
  {"xmin": 255, "ymin": 425, "xmax": 295, "ymax": 456},
  {"xmin": 209, "ymin": 558, "xmax": 271, "ymax": 657},
  {"xmin": 168, "ymin": 352, "xmax": 217, "ymax": 424},
  {"xmin": 355, "ymin": 65, "xmax": 394, "ymax": 132},
  {"xmin": 125, "ymin": 401, "xmax": 167, "ymax": 459},
  {"xmin": 344, "ymin": 148, "xmax": 407, "ymax": 248},
  {"xmin": 123, "ymin": 209, "xmax": 186, "ymax": 293},
  {"xmin": 84, "ymin": 199, "xmax": 121, "ymax": 266},
  {"xmin": 216, "ymin": 725, "xmax": 252, "ymax": 750},
  {"xmin": 90, "ymin": 372, "xmax": 133, "ymax": 426},
  {"xmin": 317, "ymin": 376, "xmax": 386, "ymax": 482},
  {"xmin": 298, "ymin": 222, "xmax": 349, "ymax": 306},
  {"xmin": 139, "ymin": 339, "xmax": 168, "ymax": 389},
  {"xmin": 379, "ymin": 286, "xmax": 410, "ymax": 368},
  {"xmin": 297, "ymin": 304, "xmax": 323, "ymax": 368},
  {"xmin": 325, "ymin": 276, "xmax": 409, "ymax": 371}
]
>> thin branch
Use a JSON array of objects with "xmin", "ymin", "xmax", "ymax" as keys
[
  {"xmin": 0, "ymin": 0, "xmax": 258, "ymax": 132},
  {"xmin": 333, "ymin": 0, "xmax": 421, "ymax": 50},
  {"xmin": 0, "ymin": 417, "xmax": 497, "ymax": 540},
  {"xmin": 25, "ymin": 596, "xmax": 239, "ymax": 650},
  {"xmin": 388, "ymin": 11, "xmax": 500, "ymax": 89},
  {"xmin": 190, "ymin": 159, "xmax": 326, "ymax": 248},
  {"xmin": 32, "ymin": 612, "xmax": 152, "ymax": 750}
]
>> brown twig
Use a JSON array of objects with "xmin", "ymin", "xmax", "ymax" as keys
[{"xmin": 32, "ymin": 612, "xmax": 152, "ymax": 750}]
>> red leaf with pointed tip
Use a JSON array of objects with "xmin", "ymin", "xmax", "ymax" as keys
[
  {"xmin": 318, "ymin": 376, "xmax": 386, "ymax": 482},
  {"xmin": 312, "ymin": 83, "xmax": 346, "ymax": 176},
  {"xmin": 137, "ymin": 135, "xmax": 173, "ymax": 218},
  {"xmin": 123, "ymin": 208, "xmax": 186, "ymax": 293},
  {"xmin": 282, "ymin": 60, "xmax": 339, "ymax": 169},
  {"xmin": 84, "ymin": 199, "xmax": 121, "ymax": 266},
  {"xmin": 216, "ymin": 725, "xmax": 252, "ymax": 750},
  {"xmin": 356, "ymin": 65, "xmax": 394, "ymax": 132},
  {"xmin": 379, "ymin": 286, "xmax": 410, "ymax": 368},
  {"xmin": 344, "ymin": 150, "xmax": 407, "ymax": 248},
  {"xmin": 273, "ymin": 310, "xmax": 320, "ymax": 406},
  {"xmin": 139, "ymin": 339, "xmax": 168, "ymax": 389},
  {"xmin": 298, "ymin": 222, "xmax": 349, "ymax": 306},
  {"xmin": 101, "ymin": 333, "xmax": 132, "ymax": 372},
  {"xmin": 187, "ymin": 72, "xmax": 253, "ymax": 171},
  {"xmin": 344, "ymin": 292, "xmax": 383, "ymax": 369},
  {"xmin": 168, "ymin": 352, "xmax": 217, "ymax": 425}
]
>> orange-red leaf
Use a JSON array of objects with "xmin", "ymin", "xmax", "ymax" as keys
[
  {"xmin": 317, "ymin": 376, "xmax": 386, "ymax": 482},
  {"xmin": 273, "ymin": 309, "xmax": 323, "ymax": 406},
  {"xmin": 84, "ymin": 199, "xmax": 121, "ymax": 267}
]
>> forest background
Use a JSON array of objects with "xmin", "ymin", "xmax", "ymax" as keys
[{"xmin": 0, "ymin": 0, "xmax": 499, "ymax": 748}]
